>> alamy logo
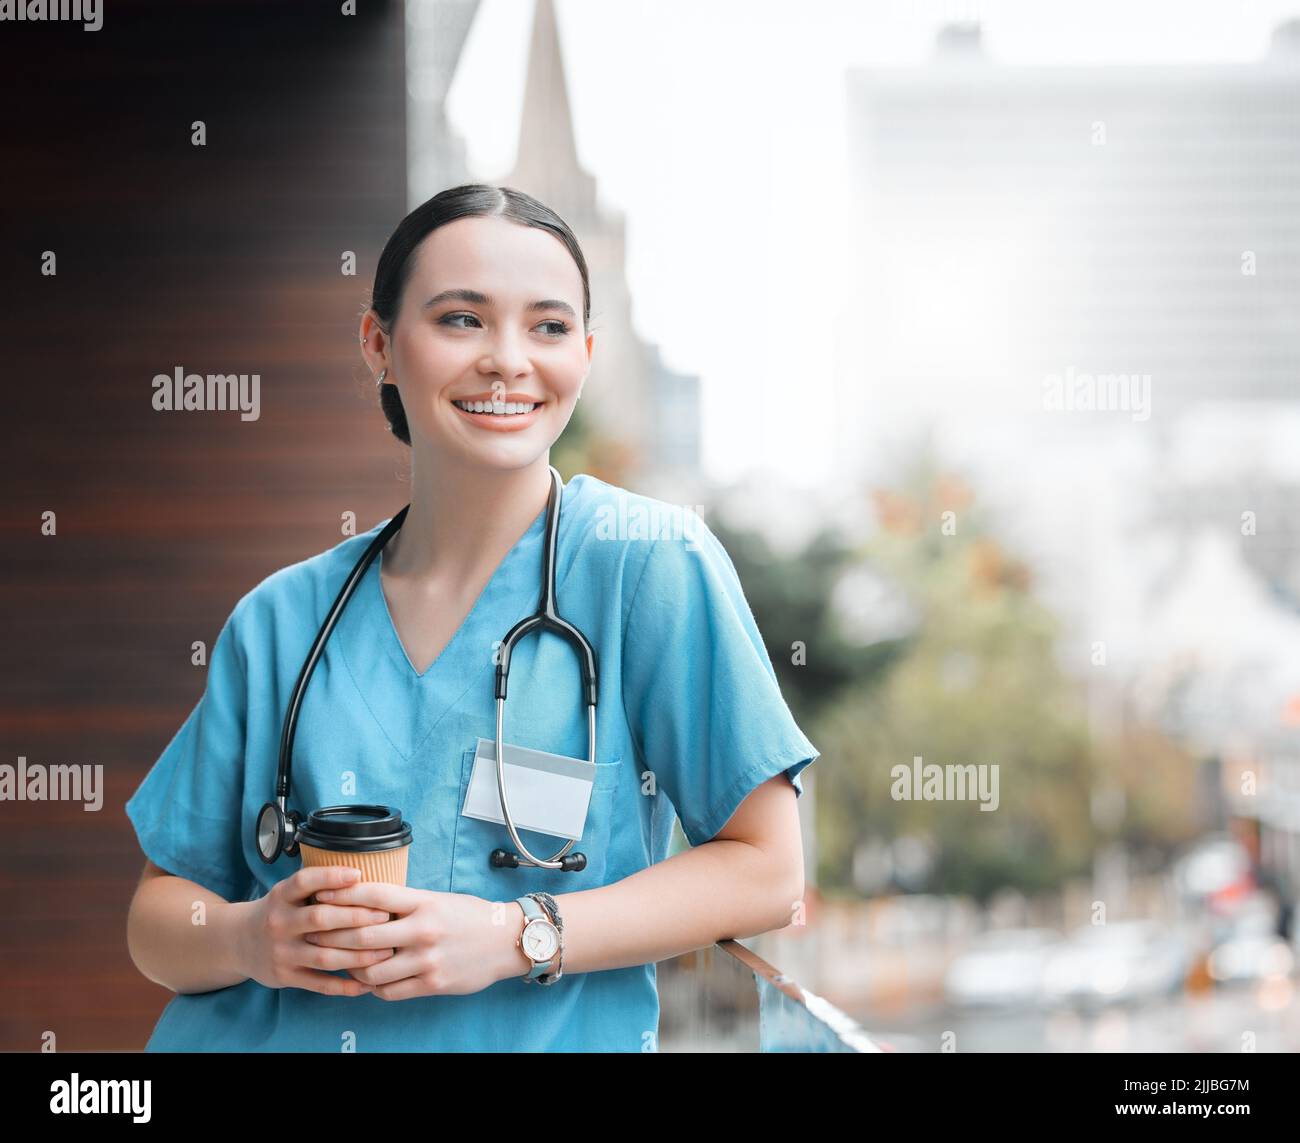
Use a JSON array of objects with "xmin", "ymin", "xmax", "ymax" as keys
[
  {"xmin": 49, "ymin": 1074, "xmax": 151, "ymax": 1123},
  {"xmin": 891, "ymin": 755, "xmax": 1000, "ymax": 811},
  {"xmin": 593, "ymin": 494, "xmax": 705, "ymax": 550},
  {"xmin": 0, "ymin": 0, "xmax": 102, "ymax": 31},
  {"xmin": 1042, "ymin": 367, "xmax": 1151, "ymax": 422},
  {"xmin": 152, "ymin": 366, "xmax": 261, "ymax": 421},
  {"xmin": 0, "ymin": 756, "xmax": 103, "ymax": 810}
]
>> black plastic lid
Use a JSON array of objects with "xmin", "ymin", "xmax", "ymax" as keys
[{"xmin": 297, "ymin": 804, "xmax": 413, "ymax": 853}]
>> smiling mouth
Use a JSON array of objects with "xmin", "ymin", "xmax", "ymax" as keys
[{"xmin": 451, "ymin": 399, "xmax": 542, "ymax": 417}]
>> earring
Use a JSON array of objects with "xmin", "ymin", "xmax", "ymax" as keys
[{"xmin": 376, "ymin": 368, "xmax": 388, "ymax": 388}]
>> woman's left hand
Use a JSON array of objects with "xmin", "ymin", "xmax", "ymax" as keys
[{"xmin": 304, "ymin": 883, "xmax": 526, "ymax": 1000}]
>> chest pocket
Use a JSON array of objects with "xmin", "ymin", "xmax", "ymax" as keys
[{"xmin": 449, "ymin": 743, "xmax": 624, "ymax": 902}]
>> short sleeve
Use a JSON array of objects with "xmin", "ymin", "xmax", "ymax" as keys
[
  {"xmin": 124, "ymin": 598, "xmax": 253, "ymax": 902},
  {"xmin": 621, "ymin": 516, "xmax": 820, "ymax": 848}
]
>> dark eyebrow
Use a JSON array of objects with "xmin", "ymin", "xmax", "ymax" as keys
[{"xmin": 422, "ymin": 288, "xmax": 577, "ymax": 321}]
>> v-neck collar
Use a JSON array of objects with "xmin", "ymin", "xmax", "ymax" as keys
[
  {"xmin": 333, "ymin": 474, "xmax": 585, "ymax": 761},
  {"xmin": 373, "ymin": 500, "xmax": 550, "ymax": 681}
]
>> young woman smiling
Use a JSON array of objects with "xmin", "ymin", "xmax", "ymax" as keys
[{"xmin": 126, "ymin": 183, "xmax": 819, "ymax": 1052}]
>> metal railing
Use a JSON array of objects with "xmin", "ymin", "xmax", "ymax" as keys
[{"xmin": 657, "ymin": 939, "xmax": 884, "ymax": 1052}]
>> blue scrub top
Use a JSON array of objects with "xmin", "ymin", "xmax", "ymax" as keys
[{"xmin": 125, "ymin": 472, "xmax": 819, "ymax": 1052}]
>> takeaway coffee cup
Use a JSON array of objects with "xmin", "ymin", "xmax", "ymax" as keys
[{"xmin": 297, "ymin": 805, "xmax": 413, "ymax": 907}]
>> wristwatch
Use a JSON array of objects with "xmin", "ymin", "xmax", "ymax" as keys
[{"xmin": 514, "ymin": 894, "xmax": 562, "ymax": 985}]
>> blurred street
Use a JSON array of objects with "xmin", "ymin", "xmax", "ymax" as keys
[{"xmin": 864, "ymin": 986, "xmax": 1299, "ymax": 1053}]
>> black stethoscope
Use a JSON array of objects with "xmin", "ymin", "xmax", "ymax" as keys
[{"xmin": 255, "ymin": 464, "xmax": 599, "ymax": 873}]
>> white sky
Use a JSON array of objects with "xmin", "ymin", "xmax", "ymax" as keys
[{"xmin": 443, "ymin": 0, "xmax": 1299, "ymax": 488}]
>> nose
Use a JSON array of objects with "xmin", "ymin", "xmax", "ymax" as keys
[{"xmin": 479, "ymin": 325, "xmax": 532, "ymax": 381}]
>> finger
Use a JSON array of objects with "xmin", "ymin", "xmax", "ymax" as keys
[
  {"xmin": 369, "ymin": 972, "xmax": 431, "ymax": 1002},
  {"xmin": 304, "ymin": 916, "xmax": 411, "ymax": 951},
  {"xmin": 283, "ymin": 865, "xmax": 362, "ymax": 905},
  {"xmin": 313, "ymin": 882, "xmax": 415, "ymax": 913},
  {"xmin": 286, "ymin": 966, "xmax": 374, "ymax": 998},
  {"xmin": 300, "ymin": 943, "xmax": 397, "ymax": 973},
  {"xmin": 291, "ymin": 902, "xmax": 395, "ymax": 937},
  {"xmin": 350, "ymin": 949, "xmax": 424, "ymax": 989}
]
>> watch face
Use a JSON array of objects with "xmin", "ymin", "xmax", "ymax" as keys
[{"xmin": 523, "ymin": 918, "xmax": 559, "ymax": 961}]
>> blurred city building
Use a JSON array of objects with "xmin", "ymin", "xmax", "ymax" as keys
[{"xmin": 839, "ymin": 19, "xmax": 1300, "ymax": 918}]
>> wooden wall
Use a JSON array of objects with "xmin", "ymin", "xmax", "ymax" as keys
[{"xmin": 0, "ymin": 0, "xmax": 410, "ymax": 1049}]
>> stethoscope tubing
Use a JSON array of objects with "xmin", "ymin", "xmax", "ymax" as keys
[
  {"xmin": 275, "ymin": 504, "xmax": 409, "ymax": 809},
  {"xmin": 263, "ymin": 465, "xmax": 598, "ymax": 872}
]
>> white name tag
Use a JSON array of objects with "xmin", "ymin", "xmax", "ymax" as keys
[{"xmin": 461, "ymin": 738, "xmax": 596, "ymax": 841}]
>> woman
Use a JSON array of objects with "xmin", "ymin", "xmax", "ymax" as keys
[{"xmin": 125, "ymin": 184, "xmax": 819, "ymax": 1052}]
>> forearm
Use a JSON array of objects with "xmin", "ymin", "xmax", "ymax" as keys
[
  {"xmin": 546, "ymin": 838, "xmax": 800, "ymax": 977},
  {"xmin": 126, "ymin": 876, "xmax": 252, "ymax": 995}
]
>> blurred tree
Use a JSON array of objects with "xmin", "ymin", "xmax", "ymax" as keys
[
  {"xmin": 745, "ymin": 443, "xmax": 1199, "ymax": 902},
  {"xmin": 810, "ymin": 448, "xmax": 1099, "ymax": 900},
  {"xmin": 560, "ymin": 423, "xmax": 1200, "ymax": 885},
  {"xmin": 709, "ymin": 517, "xmax": 905, "ymax": 730}
]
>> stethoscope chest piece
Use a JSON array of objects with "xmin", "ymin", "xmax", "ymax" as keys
[{"xmin": 256, "ymin": 800, "xmax": 304, "ymax": 863}]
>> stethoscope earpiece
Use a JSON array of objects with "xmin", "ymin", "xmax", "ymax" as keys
[{"xmin": 490, "ymin": 848, "xmax": 588, "ymax": 873}]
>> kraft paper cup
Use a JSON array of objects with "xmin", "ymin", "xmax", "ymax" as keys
[
  {"xmin": 299, "ymin": 840, "xmax": 410, "ymax": 887},
  {"xmin": 297, "ymin": 805, "xmax": 413, "ymax": 915}
]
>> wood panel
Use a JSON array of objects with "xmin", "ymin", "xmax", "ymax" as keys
[{"xmin": 0, "ymin": 0, "xmax": 409, "ymax": 1050}]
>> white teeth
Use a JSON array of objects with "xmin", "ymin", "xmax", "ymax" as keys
[{"xmin": 454, "ymin": 399, "xmax": 539, "ymax": 416}]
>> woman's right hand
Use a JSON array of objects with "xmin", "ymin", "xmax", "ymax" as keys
[{"xmin": 235, "ymin": 866, "xmax": 396, "ymax": 997}]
